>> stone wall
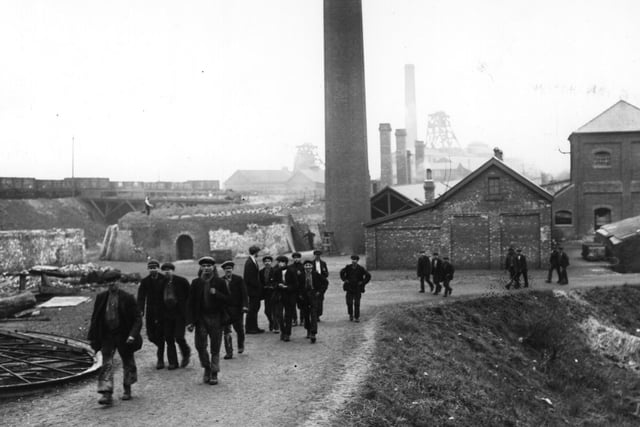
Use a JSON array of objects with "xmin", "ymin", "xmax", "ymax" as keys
[{"xmin": 0, "ymin": 228, "xmax": 85, "ymax": 272}]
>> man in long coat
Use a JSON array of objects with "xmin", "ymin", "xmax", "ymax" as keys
[
  {"xmin": 186, "ymin": 256, "xmax": 231, "ymax": 385},
  {"xmin": 312, "ymin": 250, "xmax": 329, "ymax": 321},
  {"xmin": 339, "ymin": 255, "xmax": 371, "ymax": 322},
  {"xmin": 243, "ymin": 245, "xmax": 264, "ymax": 334},
  {"xmin": 514, "ymin": 248, "xmax": 529, "ymax": 288},
  {"xmin": 222, "ymin": 260, "xmax": 249, "ymax": 359},
  {"xmin": 416, "ymin": 250, "xmax": 432, "ymax": 293},
  {"xmin": 431, "ymin": 252, "xmax": 444, "ymax": 295},
  {"xmin": 259, "ymin": 255, "xmax": 278, "ymax": 332},
  {"xmin": 299, "ymin": 259, "xmax": 328, "ymax": 343},
  {"xmin": 160, "ymin": 262, "xmax": 191, "ymax": 369},
  {"xmin": 137, "ymin": 259, "xmax": 168, "ymax": 369},
  {"xmin": 88, "ymin": 279, "xmax": 142, "ymax": 405},
  {"xmin": 273, "ymin": 255, "xmax": 298, "ymax": 342}
]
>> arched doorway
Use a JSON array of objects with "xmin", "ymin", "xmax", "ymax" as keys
[{"xmin": 176, "ymin": 234, "xmax": 194, "ymax": 260}]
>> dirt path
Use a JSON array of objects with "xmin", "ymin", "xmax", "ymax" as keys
[{"xmin": 1, "ymin": 253, "xmax": 639, "ymax": 426}]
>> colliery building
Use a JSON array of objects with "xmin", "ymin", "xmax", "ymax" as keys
[{"xmin": 365, "ymin": 154, "xmax": 553, "ymax": 270}]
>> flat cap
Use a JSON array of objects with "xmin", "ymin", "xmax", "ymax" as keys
[
  {"xmin": 221, "ymin": 260, "xmax": 235, "ymax": 269},
  {"xmin": 350, "ymin": 254, "xmax": 360, "ymax": 261},
  {"xmin": 276, "ymin": 255, "xmax": 289, "ymax": 263},
  {"xmin": 262, "ymin": 255, "xmax": 273, "ymax": 262},
  {"xmin": 313, "ymin": 250, "xmax": 322, "ymax": 256},
  {"xmin": 291, "ymin": 252, "xmax": 302, "ymax": 258},
  {"xmin": 248, "ymin": 245, "xmax": 261, "ymax": 255},
  {"xmin": 303, "ymin": 259, "xmax": 314, "ymax": 266},
  {"xmin": 160, "ymin": 262, "xmax": 175, "ymax": 271},
  {"xmin": 198, "ymin": 256, "xmax": 216, "ymax": 266},
  {"xmin": 147, "ymin": 259, "xmax": 160, "ymax": 268}
]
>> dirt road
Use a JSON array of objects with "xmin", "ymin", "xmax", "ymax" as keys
[{"xmin": 1, "ymin": 251, "xmax": 638, "ymax": 426}]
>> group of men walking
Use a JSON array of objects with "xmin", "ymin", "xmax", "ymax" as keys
[
  {"xmin": 416, "ymin": 251, "xmax": 455, "ymax": 297},
  {"xmin": 87, "ymin": 247, "xmax": 372, "ymax": 405}
]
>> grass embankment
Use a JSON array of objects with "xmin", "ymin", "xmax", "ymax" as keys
[{"xmin": 340, "ymin": 287, "xmax": 640, "ymax": 426}]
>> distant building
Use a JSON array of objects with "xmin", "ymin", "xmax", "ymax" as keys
[
  {"xmin": 287, "ymin": 166, "xmax": 325, "ymax": 198},
  {"xmin": 553, "ymin": 100, "xmax": 640, "ymax": 239},
  {"xmin": 223, "ymin": 169, "xmax": 293, "ymax": 194},
  {"xmin": 365, "ymin": 156, "xmax": 553, "ymax": 270}
]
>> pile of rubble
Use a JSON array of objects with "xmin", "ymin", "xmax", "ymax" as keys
[{"xmin": 0, "ymin": 263, "xmax": 141, "ymax": 298}]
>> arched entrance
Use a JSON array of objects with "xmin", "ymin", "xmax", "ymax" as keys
[{"xmin": 176, "ymin": 234, "xmax": 194, "ymax": 260}]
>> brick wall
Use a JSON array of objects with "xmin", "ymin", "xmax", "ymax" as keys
[
  {"xmin": 366, "ymin": 164, "xmax": 552, "ymax": 270},
  {"xmin": 0, "ymin": 228, "xmax": 85, "ymax": 272}
]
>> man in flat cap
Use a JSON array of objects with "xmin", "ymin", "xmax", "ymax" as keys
[
  {"xmin": 514, "ymin": 248, "xmax": 529, "ymax": 288},
  {"xmin": 221, "ymin": 260, "xmax": 249, "ymax": 359},
  {"xmin": 300, "ymin": 259, "xmax": 328, "ymax": 343},
  {"xmin": 441, "ymin": 256, "xmax": 455, "ymax": 297},
  {"xmin": 339, "ymin": 255, "xmax": 371, "ymax": 322},
  {"xmin": 290, "ymin": 252, "xmax": 304, "ymax": 327},
  {"xmin": 273, "ymin": 255, "xmax": 298, "ymax": 341},
  {"xmin": 137, "ymin": 259, "xmax": 168, "ymax": 369},
  {"xmin": 312, "ymin": 250, "xmax": 329, "ymax": 321},
  {"xmin": 244, "ymin": 245, "xmax": 265, "ymax": 334},
  {"xmin": 160, "ymin": 262, "xmax": 191, "ymax": 369},
  {"xmin": 416, "ymin": 250, "xmax": 433, "ymax": 293},
  {"xmin": 259, "ymin": 255, "xmax": 278, "ymax": 332},
  {"xmin": 431, "ymin": 252, "xmax": 444, "ymax": 295},
  {"xmin": 88, "ymin": 278, "xmax": 142, "ymax": 405},
  {"xmin": 558, "ymin": 246, "xmax": 570, "ymax": 285},
  {"xmin": 186, "ymin": 256, "xmax": 231, "ymax": 385}
]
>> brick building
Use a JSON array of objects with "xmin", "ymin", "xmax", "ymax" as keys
[
  {"xmin": 364, "ymin": 156, "xmax": 553, "ymax": 270},
  {"xmin": 553, "ymin": 100, "xmax": 640, "ymax": 239}
]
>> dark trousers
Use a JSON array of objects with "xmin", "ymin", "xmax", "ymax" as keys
[
  {"xmin": 97, "ymin": 332, "xmax": 137, "ymax": 394},
  {"xmin": 345, "ymin": 290, "xmax": 362, "ymax": 319},
  {"xmin": 194, "ymin": 314, "xmax": 223, "ymax": 373},
  {"xmin": 317, "ymin": 292, "xmax": 325, "ymax": 318},
  {"xmin": 276, "ymin": 293, "xmax": 296, "ymax": 337},
  {"xmin": 547, "ymin": 266, "xmax": 560, "ymax": 282},
  {"xmin": 559, "ymin": 266, "xmax": 569, "ymax": 284},
  {"xmin": 163, "ymin": 316, "xmax": 190, "ymax": 366},
  {"xmin": 433, "ymin": 279, "xmax": 442, "ymax": 294},
  {"xmin": 263, "ymin": 291, "xmax": 278, "ymax": 331},
  {"xmin": 514, "ymin": 271, "xmax": 529, "ymax": 288},
  {"xmin": 419, "ymin": 275, "xmax": 434, "ymax": 292},
  {"xmin": 443, "ymin": 279, "xmax": 452, "ymax": 296},
  {"xmin": 246, "ymin": 295, "xmax": 261, "ymax": 331},
  {"xmin": 223, "ymin": 316, "xmax": 245, "ymax": 355},
  {"xmin": 302, "ymin": 294, "xmax": 320, "ymax": 336}
]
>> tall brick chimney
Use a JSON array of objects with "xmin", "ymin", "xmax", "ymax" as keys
[
  {"xmin": 379, "ymin": 123, "xmax": 392, "ymax": 187},
  {"xmin": 395, "ymin": 129, "xmax": 408, "ymax": 185},
  {"xmin": 423, "ymin": 168, "xmax": 435, "ymax": 203},
  {"xmin": 415, "ymin": 140, "xmax": 425, "ymax": 182},
  {"xmin": 405, "ymin": 64, "xmax": 418, "ymax": 182},
  {"xmin": 406, "ymin": 150, "xmax": 413, "ymax": 186}
]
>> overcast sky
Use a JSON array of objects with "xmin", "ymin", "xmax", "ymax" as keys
[{"xmin": 1, "ymin": 0, "xmax": 638, "ymax": 183}]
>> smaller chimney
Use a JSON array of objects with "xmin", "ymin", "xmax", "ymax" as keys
[
  {"xmin": 423, "ymin": 168, "xmax": 435, "ymax": 203},
  {"xmin": 493, "ymin": 147, "xmax": 503, "ymax": 160},
  {"xmin": 406, "ymin": 150, "xmax": 413, "ymax": 185}
]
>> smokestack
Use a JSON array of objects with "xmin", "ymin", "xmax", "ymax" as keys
[
  {"xmin": 493, "ymin": 147, "xmax": 503, "ymax": 160},
  {"xmin": 379, "ymin": 123, "xmax": 392, "ymax": 187},
  {"xmin": 415, "ymin": 140, "xmax": 425, "ymax": 182},
  {"xmin": 405, "ymin": 64, "xmax": 418, "ymax": 182},
  {"xmin": 423, "ymin": 168, "xmax": 435, "ymax": 203},
  {"xmin": 406, "ymin": 150, "xmax": 412, "ymax": 186},
  {"xmin": 395, "ymin": 129, "xmax": 408, "ymax": 185}
]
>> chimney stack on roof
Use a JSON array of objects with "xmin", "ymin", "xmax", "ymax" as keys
[
  {"xmin": 493, "ymin": 147, "xmax": 504, "ymax": 160},
  {"xmin": 423, "ymin": 168, "xmax": 435, "ymax": 203}
]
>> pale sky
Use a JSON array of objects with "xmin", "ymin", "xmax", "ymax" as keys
[{"xmin": 1, "ymin": 0, "xmax": 639, "ymax": 183}]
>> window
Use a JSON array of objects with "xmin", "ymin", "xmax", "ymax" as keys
[
  {"xmin": 554, "ymin": 210, "xmax": 572, "ymax": 225},
  {"xmin": 593, "ymin": 151, "xmax": 611, "ymax": 168},
  {"xmin": 488, "ymin": 177, "xmax": 500, "ymax": 195},
  {"xmin": 594, "ymin": 207, "xmax": 611, "ymax": 230}
]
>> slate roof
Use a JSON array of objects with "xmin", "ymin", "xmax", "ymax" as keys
[
  {"xmin": 365, "ymin": 156, "xmax": 552, "ymax": 227},
  {"xmin": 573, "ymin": 100, "xmax": 640, "ymax": 134}
]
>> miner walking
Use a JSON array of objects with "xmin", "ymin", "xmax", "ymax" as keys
[
  {"xmin": 160, "ymin": 262, "xmax": 191, "ymax": 369},
  {"xmin": 137, "ymin": 259, "xmax": 168, "ymax": 369},
  {"xmin": 340, "ymin": 255, "xmax": 371, "ymax": 322}
]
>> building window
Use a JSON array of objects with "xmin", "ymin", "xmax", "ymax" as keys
[
  {"xmin": 554, "ymin": 210, "xmax": 572, "ymax": 225},
  {"xmin": 594, "ymin": 207, "xmax": 611, "ymax": 230},
  {"xmin": 488, "ymin": 177, "xmax": 500, "ymax": 195},
  {"xmin": 593, "ymin": 151, "xmax": 611, "ymax": 168}
]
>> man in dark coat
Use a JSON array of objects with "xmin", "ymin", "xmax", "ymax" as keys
[
  {"xmin": 312, "ymin": 250, "xmax": 329, "ymax": 321},
  {"xmin": 259, "ymin": 255, "xmax": 278, "ymax": 332},
  {"xmin": 290, "ymin": 252, "xmax": 305, "ymax": 326},
  {"xmin": 514, "ymin": 248, "xmax": 529, "ymax": 288},
  {"xmin": 431, "ymin": 252, "xmax": 444, "ymax": 295},
  {"xmin": 186, "ymin": 256, "xmax": 231, "ymax": 385},
  {"xmin": 339, "ymin": 255, "xmax": 371, "ymax": 322},
  {"xmin": 504, "ymin": 247, "xmax": 517, "ymax": 289},
  {"xmin": 222, "ymin": 260, "xmax": 249, "ymax": 359},
  {"xmin": 299, "ymin": 259, "xmax": 328, "ymax": 343},
  {"xmin": 243, "ymin": 245, "xmax": 265, "ymax": 334},
  {"xmin": 558, "ymin": 246, "xmax": 570, "ymax": 285},
  {"xmin": 441, "ymin": 256, "xmax": 455, "ymax": 297},
  {"xmin": 137, "ymin": 259, "xmax": 168, "ymax": 369},
  {"xmin": 416, "ymin": 250, "xmax": 433, "ymax": 293},
  {"xmin": 546, "ymin": 247, "xmax": 560, "ymax": 283},
  {"xmin": 88, "ymin": 279, "xmax": 142, "ymax": 405},
  {"xmin": 160, "ymin": 262, "xmax": 191, "ymax": 370},
  {"xmin": 273, "ymin": 255, "xmax": 298, "ymax": 342}
]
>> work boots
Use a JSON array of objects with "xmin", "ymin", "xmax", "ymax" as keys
[
  {"xmin": 98, "ymin": 392, "xmax": 113, "ymax": 406},
  {"xmin": 209, "ymin": 372, "xmax": 218, "ymax": 385},
  {"xmin": 203, "ymin": 368, "xmax": 211, "ymax": 384},
  {"xmin": 121, "ymin": 385, "xmax": 132, "ymax": 401},
  {"xmin": 224, "ymin": 333, "xmax": 233, "ymax": 359}
]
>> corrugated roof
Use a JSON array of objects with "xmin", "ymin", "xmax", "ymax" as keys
[
  {"xmin": 574, "ymin": 100, "xmax": 640, "ymax": 134},
  {"xmin": 595, "ymin": 215, "xmax": 640, "ymax": 244},
  {"xmin": 392, "ymin": 180, "xmax": 461, "ymax": 204}
]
